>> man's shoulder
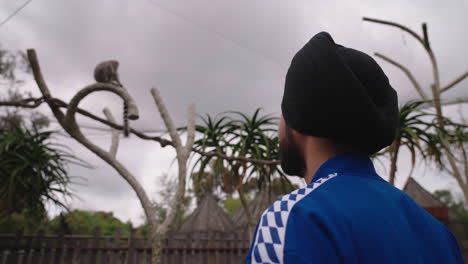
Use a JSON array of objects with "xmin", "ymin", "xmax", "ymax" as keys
[
  {"xmin": 266, "ymin": 173, "xmax": 338, "ymax": 216},
  {"xmin": 248, "ymin": 173, "xmax": 338, "ymax": 263}
]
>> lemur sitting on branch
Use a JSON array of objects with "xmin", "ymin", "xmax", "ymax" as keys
[{"xmin": 93, "ymin": 60, "xmax": 130, "ymax": 137}]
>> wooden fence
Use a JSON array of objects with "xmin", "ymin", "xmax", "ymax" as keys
[
  {"xmin": 3, "ymin": 224, "xmax": 468, "ymax": 264},
  {"xmin": 0, "ymin": 230, "xmax": 250, "ymax": 264},
  {"xmin": 448, "ymin": 222, "xmax": 468, "ymax": 261}
]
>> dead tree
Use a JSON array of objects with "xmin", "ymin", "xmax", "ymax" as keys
[
  {"xmin": 26, "ymin": 49, "xmax": 195, "ymax": 264},
  {"xmin": 363, "ymin": 17, "xmax": 467, "ymax": 197}
]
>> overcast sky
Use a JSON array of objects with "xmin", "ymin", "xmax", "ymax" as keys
[{"xmin": 0, "ymin": 0, "xmax": 467, "ymax": 225}]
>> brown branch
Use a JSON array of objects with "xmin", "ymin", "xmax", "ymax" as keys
[
  {"xmin": 103, "ymin": 107, "xmax": 120, "ymax": 159},
  {"xmin": 0, "ymin": 97, "xmax": 281, "ymax": 165},
  {"xmin": 419, "ymin": 98, "xmax": 468, "ymax": 109},
  {"xmin": 0, "ymin": 97, "xmax": 44, "ymax": 108},
  {"xmin": 441, "ymin": 71, "xmax": 468, "ymax": 93},
  {"xmin": 27, "ymin": 50, "xmax": 51, "ymax": 97},
  {"xmin": 422, "ymin": 23, "xmax": 430, "ymax": 50},
  {"xmin": 374, "ymin": 52, "xmax": 428, "ymax": 100},
  {"xmin": 27, "ymin": 49, "xmax": 65, "ymax": 121},
  {"xmin": 363, "ymin": 17, "xmax": 427, "ymax": 51}
]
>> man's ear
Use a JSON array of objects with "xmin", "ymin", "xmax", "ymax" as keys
[{"xmin": 290, "ymin": 127, "xmax": 307, "ymax": 147}]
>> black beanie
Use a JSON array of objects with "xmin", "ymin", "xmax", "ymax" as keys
[{"xmin": 281, "ymin": 32, "xmax": 399, "ymax": 154}]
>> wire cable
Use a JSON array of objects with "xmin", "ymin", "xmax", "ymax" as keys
[
  {"xmin": 0, "ymin": 0, "xmax": 33, "ymax": 28},
  {"xmin": 146, "ymin": 0, "xmax": 285, "ymax": 66}
]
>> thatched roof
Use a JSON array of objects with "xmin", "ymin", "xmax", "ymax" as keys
[
  {"xmin": 177, "ymin": 193, "xmax": 234, "ymax": 233},
  {"xmin": 403, "ymin": 177, "xmax": 444, "ymax": 207},
  {"xmin": 232, "ymin": 190, "xmax": 280, "ymax": 230}
]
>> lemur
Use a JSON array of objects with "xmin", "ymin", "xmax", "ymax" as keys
[{"xmin": 93, "ymin": 60, "xmax": 130, "ymax": 137}]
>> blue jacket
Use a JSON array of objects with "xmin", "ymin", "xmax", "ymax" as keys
[{"xmin": 245, "ymin": 153, "xmax": 464, "ymax": 264}]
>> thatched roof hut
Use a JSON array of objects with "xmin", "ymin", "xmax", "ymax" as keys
[
  {"xmin": 403, "ymin": 177, "xmax": 444, "ymax": 207},
  {"xmin": 177, "ymin": 193, "xmax": 234, "ymax": 233},
  {"xmin": 403, "ymin": 177, "xmax": 448, "ymax": 224}
]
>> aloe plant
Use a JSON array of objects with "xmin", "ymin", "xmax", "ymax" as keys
[
  {"xmin": 0, "ymin": 127, "xmax": 84, "ymax": 220},
  {"xmin": 385, "ymin": 100, "xmax": 467, "ymax": 185},
  {"xmin": 188, "ymin": 108, "xmax": 288, "ymax": 237}
]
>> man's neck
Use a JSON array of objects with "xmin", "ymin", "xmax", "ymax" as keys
[{"xmin": 303, "ymin": 138, "xmax": 342, "ymax": 184}]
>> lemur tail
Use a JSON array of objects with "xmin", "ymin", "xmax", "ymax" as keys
[{"xmin": 123, "ymin": 102, "xmax": 129, "ymax": 137}]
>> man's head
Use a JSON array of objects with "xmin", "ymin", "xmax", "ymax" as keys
[{"xmin": 279, "ymin": 32, "xmax": 399, "ymax": 177}]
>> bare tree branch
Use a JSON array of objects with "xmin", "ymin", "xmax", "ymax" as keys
[
  {"xmin": 150, "ymin": 88, "xmax": 183, "ymax": 151},
  {"xmin": 103, "ymin": 107, "xmax": 120, "ymax": 159},
  {"xmin": 26, "ymin": 49, "xmax": 157, "ymax": 232},
  {"xmin": 1, "ymin": 97, "xmax": 282, "ymax": 165},
  {"xmin": 374, "ymin": 52, "xmax": 428, "ymax": 100},
  {"xmin": 27, "ymin": 49, "xmax": 65, "ymax": 121},
  {"xmin": 420, "ymin": 98, "xmax": 468, "ymax": 109},
  {"xmin": 441, "ymin": 71, "xmax": 468, "ymax": 93},
  {"xmin": 185, "ymin": 103, "xmax": 196, "ymax": 154},
  {"xmin": 365, "ymin": 18, "xmax": 468, "ymax": 200},
  {"xmin": 422, "ymin": 23, "xmax": 430, "ymax": 50},
  {"xmin": 64, "ymin": 83, "xmax": 139, "ymax": 132},
  {"xmin": 0, "ymin": 97, "xmax": 44, "ymax": 108},
  {"xmin": 23, "ymin": 48, "xmax": 280, "ymax": 264},
  {"xmin": 148, "ymin": 88, "xmax": 197, "ymax": 264},
  {"xmin": 363, "ymin": 17, "xmax": 427, "ymax": 50}
]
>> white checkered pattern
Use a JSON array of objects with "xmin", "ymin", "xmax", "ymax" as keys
[{"xmin": 250, "ymin": 173, "xmax": 338, "ymax": 264}]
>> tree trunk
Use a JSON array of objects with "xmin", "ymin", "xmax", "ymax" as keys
[
  {"xmin": 152, "ymin": 235, "xmax": 162, "ymax": 264},
  {"xmin": 238, "ymin": 186, "xmax": 254, "ymax": 240},
  {"xmin": 388, "ymin": 142, "xmax": 400, "ymax": 185}
]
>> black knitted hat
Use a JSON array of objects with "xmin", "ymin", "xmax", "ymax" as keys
[{"xmin": 281, "ymin": 32, "xmax": 399, "ymax": 154}]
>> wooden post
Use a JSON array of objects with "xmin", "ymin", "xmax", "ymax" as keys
[
  {"xmin": 9, "ymin": 231, "xmax": 23, "ymax": 263},
  {"xmin": 145, "ymin": 233, "xmax": 152, "ymax": 264},
  {"xmin": 36, "ymin": 231, "xmax": 45, "ymax": 264},
  {"xmin": 26, "ymin": 233, "xmax": 38, "ymax": 264},
  {"xmin": 114, "ymin": 228, "xmax": 122, "ymax": 263},
  {"xmin": 71, "ymin": 235, "xmax": 81, "ymax": 264},
  {"xmin": 103, "ymin": 236, "xmax": 112, "ymax": 264},
  {"xmin": 126, "ymin": 229, "xmax": 136, "ymax": 264},
  {"xmin": 1, "ymin": 247, "xmax": 9, "ymax": 264},
  {"xmin": 214, "ymin": 231, "xmax": 220, "ymax": 264},
  {"xmin": 181, "ymin": 233, "xmax": 187, "ymax": 264},
  {"xmin": 22, "ymin": 234, "xmax": 34, "ymax": 264},
  {"xmin": 90, "ymin": 227, "xmax": 100, "ymax": 264},
  {"xmin": 59, "ymin": 230, "xmax": 68, "ymax": 264}
]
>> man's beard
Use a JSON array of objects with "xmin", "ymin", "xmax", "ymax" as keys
[{"xmin": 279, "ymin": 127, "xmax": 307, "ymax": 177}]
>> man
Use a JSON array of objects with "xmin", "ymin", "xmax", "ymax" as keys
[{"xmin": 245, "ymin": 32, "xmax": 464, "ymax": 264}]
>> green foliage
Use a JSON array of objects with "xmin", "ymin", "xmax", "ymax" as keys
[
  {"xmin": 244, "ymin": 177, "xmax": 299, "ymax": 195},
  {"xmin": 0, "ymin": 209, "xmax": 135, "ymax": 235},
  {"xmin": 48, "ymin": 210, "xmax": 133, "ymax": 235},
  {"xmin": 152, "ymin": 175, "xmax": 192, "ymax": 233},
  {"xmin": 0, "ymin": 44, "xmax": 30, "ymax": 87},
  {"xmin": 433, "ymin": 190, "xmax": 468, "ymax": 221},
  {"xmin": 0, "ymin": 44, "xmax": 49, "ymax": 132},
  {"xmin": 0, "ymin": 127, "xmax": 83, "ymax": 219},
  {"xmin": 188, "ymin": 108, "xmax": 291, "ymax": 198},
  {"xmin": 0, "ymin": 211, "xmax": 49, "ymax": 234},
  {"xmin": 0, "ymin": 89, "xmax": 50, "ymax": 132},
  {"xmin": 375, "ymin": 100, "xmax": 467, "ymax": 184},
  {"xmin": 391, "ymin": 101, "xmax": 440, "ymax": 171},
  {"xmin": 224, "ymin": 197, "xmax": 242, "ymax": 217}
]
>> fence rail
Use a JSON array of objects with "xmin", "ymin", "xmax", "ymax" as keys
[
  {"xmin": 0, "ymin": 230, "xmax": 250, "ymax": 264},
  {"xmin": 3, "ymin": 223, "xmax": 468, "ymax": 264}
]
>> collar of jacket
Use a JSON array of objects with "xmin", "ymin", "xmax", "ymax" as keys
[{"xmin": 310, "ymin": 152, "xmax": 380, "ymax": 184}]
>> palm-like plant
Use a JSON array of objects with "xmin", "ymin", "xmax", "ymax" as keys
[
  {"xmin": 0, "ymin": 127, "xmax": 82, "ymax": 220},
  {"xmin": 189, "ymin": 108, "xmax": 287, "ymax": 237},
  {"xmin": 429, "ymin": 116, "xmax": 468, "ymax": 175},
  {"xmin": 385, "ymin": 101, "xmax": 442, "ymax": 185},
  {"xmin": 227, "ymin": 109, "xmax": 291, "ymax": 194},
  {"xmin": 189, "ymin": 113, "xmax": 238, "ymax": 196}
]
